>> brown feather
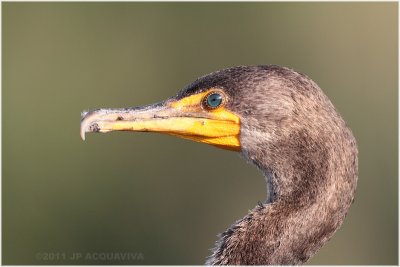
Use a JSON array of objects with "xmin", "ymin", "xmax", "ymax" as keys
[{"xmin": 182, "ymin": 66, "xmax": 358, "ymax": 265}]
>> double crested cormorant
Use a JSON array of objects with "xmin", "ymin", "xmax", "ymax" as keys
[{"xmin": 80, "ymin": 65, "xmax": 358, "ymax": 265}]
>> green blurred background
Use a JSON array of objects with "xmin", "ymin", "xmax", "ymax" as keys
[{"xmin": 3, "ymin": 2, "xmax": 398, "ymax": 265}]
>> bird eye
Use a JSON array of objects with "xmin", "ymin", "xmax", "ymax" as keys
[{"xmin": 204, "ymin": 92, "xmax": 223, "ymax": 109}]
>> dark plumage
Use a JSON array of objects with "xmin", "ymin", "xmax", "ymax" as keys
[
  {"xmin": 176, "ymin": 66, "xmax": 358, "ymax": 264},
  {"xmin": 81, "ymin": 65, "xmax": 358, "ymax": 265}
]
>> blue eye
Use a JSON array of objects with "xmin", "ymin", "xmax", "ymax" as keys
[{"xmin": 205, "ymin": 93, "xmax": 223, "ymax": 109}]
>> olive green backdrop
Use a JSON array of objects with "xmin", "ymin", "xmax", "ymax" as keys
[{"xmin": 3, "ymin": 2, "xmax": 398, "ymax": 265}]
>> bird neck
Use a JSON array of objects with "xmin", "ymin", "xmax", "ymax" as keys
[{"xmin": 207, "ymin": 128, "xmax": 358, "ymax": 265}]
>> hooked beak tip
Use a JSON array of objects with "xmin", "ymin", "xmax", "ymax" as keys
[
  {"xmin": 80, "ymin": 110, "xmax": 104, "ymax": 141},
  {"xmin": 80, "ymin": 129, "xmax": 86, "ymax": 141},
  {"xmin": 80, "ymin": 111, "xmax": 90, "ymax": 141}
]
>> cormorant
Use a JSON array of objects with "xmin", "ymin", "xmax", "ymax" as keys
[{"xmin": 80, "ymin": 65, "xmax": 358, "ymax": 265}]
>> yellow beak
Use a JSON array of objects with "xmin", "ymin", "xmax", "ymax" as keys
[{"xmin": 80, "ymin": 91, "xmax": 241, "ymax": 151}]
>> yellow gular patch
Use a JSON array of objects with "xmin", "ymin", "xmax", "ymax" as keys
[
  {"xmin": 167, "ymin": 89, "xmax": 241, "ymax": 151},
  {"xmin": 169, "ymin": 89, "xmax": 240, "ymax": 124}
]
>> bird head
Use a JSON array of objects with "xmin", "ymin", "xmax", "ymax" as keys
[{"xmin": 80, "ymin": 65, "xmax": 327, "ymax": 154}]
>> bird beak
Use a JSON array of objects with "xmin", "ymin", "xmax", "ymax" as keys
[{"xmin": 80, "ymin": 91, "xmax": 241, "ymax": 151}]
